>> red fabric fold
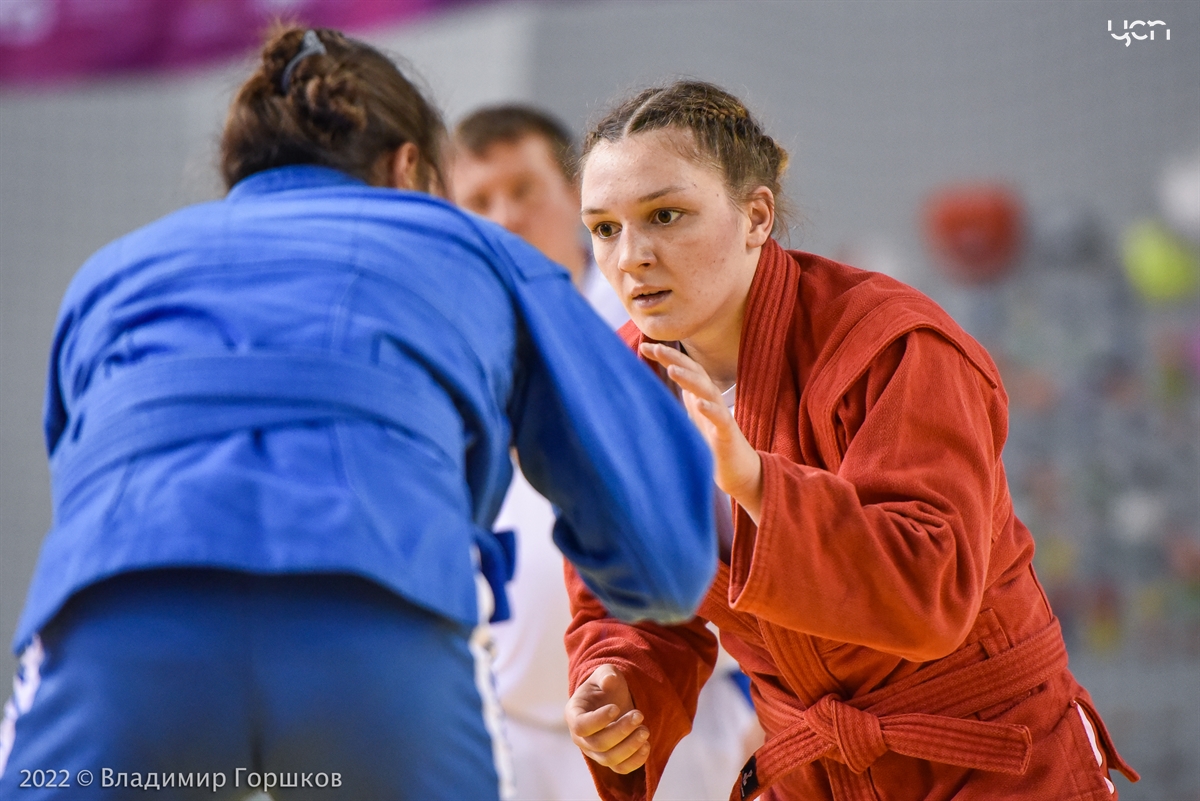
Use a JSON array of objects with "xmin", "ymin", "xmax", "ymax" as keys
[{"xmin": 733, "ymin": 618, "xmax": 1067, "ymax": 800}]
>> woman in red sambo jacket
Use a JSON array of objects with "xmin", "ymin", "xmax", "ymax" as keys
[{"xmin": 563, "ymin": 80, "xmax": 1138, "ymax": 801}]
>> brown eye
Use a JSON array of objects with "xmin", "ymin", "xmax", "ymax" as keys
[
  {"xmin": 593, "ymin": 222, "xmax": 618, "ymax": 239},
  {"xmin": 652, "ymin": 209, "xmax": 682, "ymax": 225}
]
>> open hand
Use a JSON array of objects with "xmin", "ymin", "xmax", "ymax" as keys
[{"xmin": 640, "ymin": 342, "xmax": 763, "ymax": 522}]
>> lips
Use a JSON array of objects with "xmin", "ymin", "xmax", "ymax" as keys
[{"xmin": 631, "ymin": 286, "xmax": 671, "ymax": 309}]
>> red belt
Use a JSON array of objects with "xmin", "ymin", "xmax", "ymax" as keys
[{"xmin": 730, "ymin": 619, "xmax": 1069, "ymax": 801}]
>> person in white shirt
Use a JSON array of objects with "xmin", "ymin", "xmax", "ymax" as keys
[{"xmin": 451, "ymin": 105, "xmax": 759, "ymax": 800}]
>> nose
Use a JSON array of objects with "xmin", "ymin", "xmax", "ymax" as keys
[{"xmin": 615, "ymin": 226, "xmax": 654, "ymax": 274}]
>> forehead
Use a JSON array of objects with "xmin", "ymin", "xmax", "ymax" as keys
[
  {"xmin": 581, "ymin": 130, "xmax": 725, "ymax": 206},
  {"xmin": 454, "ymin": 134, "xmax": 563, "ymax": 180}
]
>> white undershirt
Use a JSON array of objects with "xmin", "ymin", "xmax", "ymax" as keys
[
  {"xmin": 714, "ymin": 383, "xmax": 737, "ymax": 559},
  {"xmin": 721, "ymin": 383, "xmax": 737, "ymax": 411}
]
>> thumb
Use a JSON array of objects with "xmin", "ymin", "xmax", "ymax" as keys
[
  {"xmin": 597, "ymin": 667, "xmax": 621, "ymax": 694},
  {"xmin": 592, "ymin": 665, "xmax": 633, "ymax": 712},
  {"xmin": 566, "ymin": 665, "xmax": 636, "ymax": 731}
]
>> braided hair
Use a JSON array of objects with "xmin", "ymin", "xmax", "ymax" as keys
[
  {"xmin": 220, "ymin": 23, "xmax": 446, "ymax": 193},
  {"xmin": 582, "ymin": 80, "xmax": 790, "ymax": 235}
]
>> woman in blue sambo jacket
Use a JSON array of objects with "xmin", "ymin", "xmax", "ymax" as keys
[{"xmin": 0, "ymin": 26, "xmax": 715, "ymax": 800}]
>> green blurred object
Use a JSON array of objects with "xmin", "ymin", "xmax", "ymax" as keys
[{"xmin": 1122, "ymin": 220, "xmax": 1200, "ymax": 303}]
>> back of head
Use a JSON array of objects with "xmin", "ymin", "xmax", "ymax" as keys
[
  {"xmin": 220, "ymin": 24, "xmax": 446, "ymax": 192},
  {"xmin": 455, "ymin": 104, "xmax": 577, "ymax": 183},
  {"xmin": 583, "ymin": 80, "xmax": 791, "ymax": 235}
]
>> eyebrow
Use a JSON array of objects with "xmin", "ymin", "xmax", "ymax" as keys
[{"xmin": 581, "ymin": 185, "xmax": 688, "ymax": 216}]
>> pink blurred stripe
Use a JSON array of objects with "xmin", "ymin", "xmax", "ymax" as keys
[{"xmin": 0, "ymin": 0, "xmax": 464, "ymax": 86}]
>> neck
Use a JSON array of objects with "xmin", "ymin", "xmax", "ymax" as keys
[
  {"xmin": 681, "ymin": 244, "xmax": 763, "ymax": 393},
  {"xmin": 680, "ymin": 247, "xmax": 760, "ymax": 392},
  {"xmin": 681, "ymin": 329, "xmax": 740, "ymax": 393}
]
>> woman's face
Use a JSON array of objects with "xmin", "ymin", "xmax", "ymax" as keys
[{"xmin": 580, "ymin": 129, "xmax": 769, "ymax": 346}]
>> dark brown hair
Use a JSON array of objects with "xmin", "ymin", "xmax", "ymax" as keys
[
  {"xmin": 454, "ymin": 105, "xmax": 578, "ymax": 182},
  {"xmin": 220, "ymin": 24, "xmax": 446, "ymax": 192},
  {"xmin": 583, "ymin": 80, "xmax": 790, "ymax": 235}
]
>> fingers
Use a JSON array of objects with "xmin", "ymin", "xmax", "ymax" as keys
[
  {"xmin": 640, "ymin": 343, "xmax": 721, "ymax": 400},
  {"xmin": 566, "ymin": 699, "xmax": 622, "ymax": 737},
  {"xmin": 639, "ymin": 342, "xmax": 701, "ymax": 378},
  {"xmin": 639, "ymin": 341, "xmax": 694, "ymax": 370},
  {"xmin": 574, "ymin": 708, "xmax": 647, "ymax": 762},
  {"xmin": 609, "ymin": 737, "xmax": 652, "ymax": 774},
  {"xmin": 581, "ymin": 716, "xmax": 651, "ymax": 774},
  {"xmin": 640, "ymin": 343, "xmax": 731, "ymax": 430},
  {"xmin": 639, "ymin": 343, "xmax": 752, "ymax": 492},
  {"xmin": 680, "ymin": 390, "xmax": 733, "ymax": 431},
  {"xmin": 595, "ymin": 665, "xmax": 628, "ymax": 700},
  {"xmin": 564, "ymin": 666, "xmax": 650, "ymax": 774},
  {"xmin": 564, "ymin": 666, "xmax": 633, "ymax": 739},
  {"xmin": 668, "ymin": 364, "xmax": 720, "ymax": 405}
]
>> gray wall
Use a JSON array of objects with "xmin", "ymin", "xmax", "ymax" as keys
[
  {"xmin": 2, "ymin": 1, "xmax": 1198, "ymax": 797},
  {"xmin": 1, "ymin": 73, "xmax": 233, "ymax": 644},
  {"xmin": 531, "ymin": 0, "xmax": 1198, "ymax": 266}
]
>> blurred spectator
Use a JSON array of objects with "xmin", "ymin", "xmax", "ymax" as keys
[{"xmin": 453, "ymin": 105, "xmax": 626, "ymax": 328}]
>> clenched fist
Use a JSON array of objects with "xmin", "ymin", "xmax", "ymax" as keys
[{"xmin": 564, "ymin": 665, "xmax": 650, "ymax": 775}]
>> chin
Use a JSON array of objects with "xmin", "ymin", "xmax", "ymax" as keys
[{"xmin": 630, "ymin": 312, "xmax": 687, "ymax": 343}]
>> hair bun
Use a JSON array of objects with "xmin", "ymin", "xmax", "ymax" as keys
[
  {"xmin": 295, "ymin": 71, "xmax": 369, "ymax": 142},
  {"xmin": 219, "ymin": 23, "xmax": 447, "ymax": 192}
]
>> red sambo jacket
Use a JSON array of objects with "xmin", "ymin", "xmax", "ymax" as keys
[{"xmin": 565, "ymin": 240, "xmax": 1137, "ymax": 801}]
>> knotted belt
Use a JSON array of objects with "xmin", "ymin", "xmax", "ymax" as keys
[{"xmin": 730, "ymin": 619, "xmax": 1069, "ymax": 801}]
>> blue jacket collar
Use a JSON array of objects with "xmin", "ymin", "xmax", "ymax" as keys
[{"xmin": 226, "ymin": 165, "xmax": 366, "ymax": 201}]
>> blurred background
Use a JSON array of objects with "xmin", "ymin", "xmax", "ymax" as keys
[{"xmin": 2, "ymin": 1, "xmax": 1197, "ymax": 797}]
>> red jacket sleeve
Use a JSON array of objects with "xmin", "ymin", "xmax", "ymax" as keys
[
  {"xmin": 565, "ymin": 562, "xmax": 718, "ymax": 801},
  {"xmin": 728, "ymin": 329, "xmax": 1006, "ymax": 662}
]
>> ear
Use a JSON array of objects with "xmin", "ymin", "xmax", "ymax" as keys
[
  {"xmin": 744, "ymin": 186, "xmax": 775, "ymax": 249},
  {"xmin": 389, "ymin": 142, "xmax": 422, "ymax": 191}
]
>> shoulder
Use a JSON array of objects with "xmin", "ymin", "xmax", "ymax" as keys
[
  {"xmin": 791, "ymin": 251, "xmax": 1002, "ymax": 395},
  {"xmin": 57, "ymin": 200, "xmax": 225, "ymax": 313},
  {"xmin": 265, "ymin": 184, "xmax": 572, "ymax": 286},
  {"xmin": 330, "ymin": 189, "xmax": 506, "ymax": 260},
  {"xmin": 791, "ymin": 250, "xmax": 941, "ymax": 330},
  {"xmin": 417, "ymin": 198, "xmax": 570, "ymax": 284}
]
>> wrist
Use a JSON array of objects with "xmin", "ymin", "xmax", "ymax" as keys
[{"xmin": 727, "ymin": 448, "xmax": 764, "ymax": 523}]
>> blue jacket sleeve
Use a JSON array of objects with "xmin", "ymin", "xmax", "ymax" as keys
[{"xmin": 476, "ymin": 224, "xmax": 716, "ymax": 625}]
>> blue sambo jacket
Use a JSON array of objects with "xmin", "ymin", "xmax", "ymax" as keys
[{"xmin": 13, "ymin": 166, "xmax": 716, "ymax": 652}]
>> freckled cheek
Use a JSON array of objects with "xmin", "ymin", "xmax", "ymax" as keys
[
  {"xmin": 686, "ymin": 262, "xmax": 732, "ymax": 316},
  {"xmin": 680, "ymin": 255, "xmax": 719, "ymax": 295}
]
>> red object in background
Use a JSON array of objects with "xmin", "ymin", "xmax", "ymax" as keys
[
  {"xmin": 0, "ymin": 0, "xmax": 469, "ymax": 87},
  {"xmin": 924, "ymin": 184, "xmax": 1024, "ymax": 283}
]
